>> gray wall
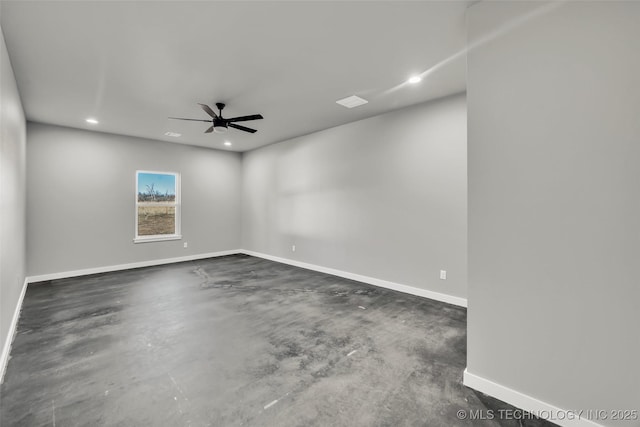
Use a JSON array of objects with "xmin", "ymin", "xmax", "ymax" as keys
[
  {"xmin": 0, "ymin": 26, "xmax": 27, "ymax": 364},
  {"xmin": 467, "ymin": 1, "xmax": 640, "ymax": 424},
  {"xmin": 27, "ymin": 123, "xmax": 242, "ymax": 276},
  {"xmin": 242, "ymin": 94, "xmax": 467, "ymax": 299}
]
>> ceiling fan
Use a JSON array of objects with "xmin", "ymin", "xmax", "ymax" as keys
[{"xmin": 169, "ymin": 103, "xmax": 263, "ymax": 134}]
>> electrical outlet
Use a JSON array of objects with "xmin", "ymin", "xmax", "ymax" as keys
[
  {"xmin": 183, "ymin": 242, "xmax": 188, "ymax": 248},
  {"xmin": 292, "ymin": 245, "xmax": 296, "ymax": 252},
  {"xmin": 440, "ymin": 270, "xmax": 447, "ymax": 280}
]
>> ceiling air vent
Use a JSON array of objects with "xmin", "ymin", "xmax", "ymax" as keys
[{"xmin": 336, "ymin": 95, "xmax": 368, "ymax": 109}]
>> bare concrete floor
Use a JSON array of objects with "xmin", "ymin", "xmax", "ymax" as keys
[{"xmin": 1, "ymin": 255, "xmax": 555, "ymax": 426}]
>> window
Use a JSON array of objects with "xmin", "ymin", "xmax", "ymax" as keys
[{"xmin": 135, "ymin": 171, "xmax": 181, "ymax": 243}]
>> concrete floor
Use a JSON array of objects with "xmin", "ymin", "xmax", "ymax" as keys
[{"xmin": 1, "ymin": 254, "xmax": 555, "ymax": 426}]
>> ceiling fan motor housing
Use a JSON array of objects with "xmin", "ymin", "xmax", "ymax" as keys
[{"xmin": 213, "ymin": 119, "xmax": 228, "ymax": 133}]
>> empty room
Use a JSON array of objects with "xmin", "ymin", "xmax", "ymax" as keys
[{"xmin": 0, "ymin": 1, "xmax": 638, "ymax": 426}]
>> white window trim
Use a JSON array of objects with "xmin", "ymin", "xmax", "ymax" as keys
[{"xmin": 134, "ymin": 170, "xmax": 181, "ymax": 243}]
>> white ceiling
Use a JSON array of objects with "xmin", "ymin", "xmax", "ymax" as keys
[{"xmin": 0, "ymin": 1, "xmax": 468, "ymax": 152}]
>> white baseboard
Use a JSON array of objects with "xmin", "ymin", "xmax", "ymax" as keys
[
  {"xmin": 1, "ymin": 277, "xmax": 28, "ymax": 384},
  {"xmin": 26, "ymin": 249, "xmax": 241, "ymax": 284},
  {"xmin": 239, "ymin": 249, "xmax": 467, "ymax": 308},
  {"xmin": 27, "ymin": 249, "xmax": 467, "ymax": 308},
  {"xmin": 463, "ymin": 369, "xmax": 604, "ymax": 427}
]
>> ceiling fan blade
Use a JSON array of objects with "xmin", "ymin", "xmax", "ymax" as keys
[
  {"xmin": 229, "ymin": 123, "xmax": 257, "ymax": 133},
  {"xmin": 204, "ymin": 126, "xmax": 214, "ymax": 133},
  {"xmin": 225, "ymin": 114, "xmax": 263, "ymax": 123},
  {"xmin": 198, "ymin": 103, "xmax": 219, "ymax": 119},
  {"xmin": 168, "ymin": 117, "xmax": 211, "ymax": 122}
]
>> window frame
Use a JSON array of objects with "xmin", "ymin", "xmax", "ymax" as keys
[{"xmin": 134, "ymin": 170, "xmax": 182, "ymax": 243}]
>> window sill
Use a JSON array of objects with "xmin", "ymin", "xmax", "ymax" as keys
[{"xmin": 134, "ymin": 235, "xmax": 182, "ymax": 244}]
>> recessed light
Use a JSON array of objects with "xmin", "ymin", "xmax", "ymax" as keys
[
  {"xmin": 408, "ymin": 76, "xmax": 422, "ymax": 84},
  {"xmin": 85, "ymin": 118, "xmax": 99, "ymax": 124},
  {"xmin": 164, "ymin": 132, "xmax": 181, "ymax": 137},
  {"xmin": 224, "ymin": 141, "xmax": 232, "ymax": 146},
  {"xmin": 336, "ymin": 95, "xmax": 368, "ymax": 109}
]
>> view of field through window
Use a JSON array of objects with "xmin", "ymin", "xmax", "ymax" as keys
[{"xmin": 137, "ymin": 172, "xmax": 178, "ymax": 236}]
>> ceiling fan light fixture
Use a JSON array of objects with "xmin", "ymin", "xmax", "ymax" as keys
[{"xmin": 213, "ymin": 123, "xmax": 228, "ymax": 134}]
